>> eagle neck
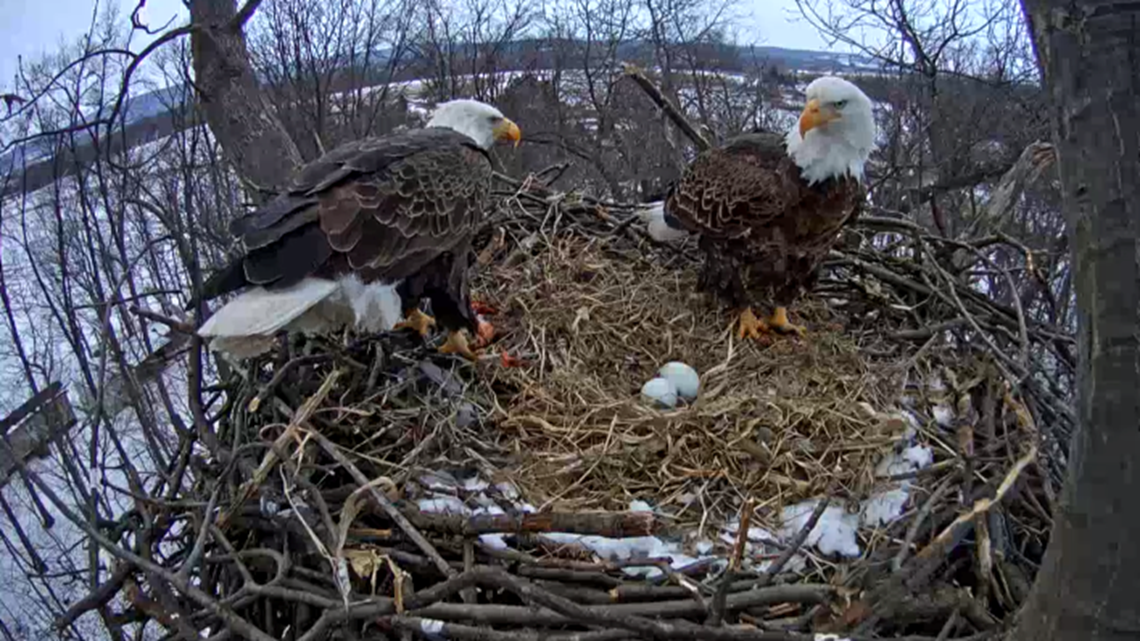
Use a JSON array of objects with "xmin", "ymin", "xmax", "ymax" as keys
[
  {"xmin": 783, "ymin": 127, "xmax": 869, "ymax": 186},
  {"xmin": 426, "ymin": 126, "xmax": 492, "ymax": 160}
]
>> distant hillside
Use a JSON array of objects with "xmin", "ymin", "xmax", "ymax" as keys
[{"xmin": 0, "ymin": 41, "xmax": 875, "ymax": 196}]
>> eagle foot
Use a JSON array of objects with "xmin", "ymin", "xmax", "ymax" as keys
[
  {"xmin": 768, "ymin": 307, "xmax": 806, "ymax": 338},
  {"xmin": 395, "ymin": 309, "xmax": 436, "ymax": 338},
  {"xmin": 735, "ymin": 307, "xmax": 769, "ymax": 341},
  {"xmin": 439, "ymin": 330, "xmax": 479, "ymax": 361}
]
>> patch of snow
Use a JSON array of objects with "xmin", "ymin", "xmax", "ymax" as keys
[
  {"xmin": 932, "ymin": 404, "xmax": 955, "ymax": 427},
  {"xmin": 862, "ymin": 488, "xmax": 912, "ymax": 527},
  {"xmin": 420, "ymin": 618, "xmax": 445, "ymax": 639},
  {"xmin": 417, "ymin": 495, "xmax": 469, "ymax": 515},
  {"xmin": 861, "ymin": 444, "xmax": 935, "ymax": 527},
  {"xmin": 629, "ymin": 500, "xmax": 654, "ymax": 512},
  {"xmin": 768, "ymin": 443, "xmax": 935, "ymax": 558},
  {"xmin": 876, "ymin": 445, "xmax": 930, "ymax": 478},
  {"xmin": 494, "ymin": 481, "xmax": 520, "ymax": 500},
  {"xmin": 409, "ymin": 435, "xmax": 933, "ymax": 581},
  {"xmin": 470, "ymin": 493, "xmax": 500, "ymax": 509},
  {"xmin": 418, "ymin": 471, "xmax": 460, "ymax": 492},
  {"xmin": 900, "ymin": 410, "xmax": 922, "ymax": 436},
  {"xmin": 903, "ymin": 445, "xmax": 934, "ymax": 469},
  {"xmin": 928, "ymin": 374, "xmax": 946, "ymax": 392},
  {"xmin": 461, "ymin": 476, "xmax": 490, "ymax": 492},
  {"xmin": 538, "ymin": 532, "xmax": 700, "ymax": 580},
  {"xmin": 479, "ymin": 533, "xmax": 509, "ymax": 550},
  {"xmin": 781, "ymin": 501, "xmax": 861, "ymax": 558},
  {"xmin": 677, "ymin": 492, "xmax": 699, "ymax": 506},
  {"xmin": 722, "ymin": 519, "xmax": 779, "ymax": 545}
]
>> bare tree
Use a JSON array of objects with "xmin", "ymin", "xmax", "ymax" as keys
[
  {"xmin": 0, "ymin": 0, "xmax": 1096, "ymax": 637},
  {"xmin": 189, "ymin": 0, "xmax": 303, "ymax": 194},
  {"xmin": 1009, "ymin": 1, "xmax": 1140, "ymax": 638}
]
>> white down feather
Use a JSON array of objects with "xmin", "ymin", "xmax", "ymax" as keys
[
  {"xmin": 638, "ymin": 201, "xmax": 689, "ymax": 242},
  {"xmin": 198, "ymin": 275, "xmax": 404, "ymax": 359}
]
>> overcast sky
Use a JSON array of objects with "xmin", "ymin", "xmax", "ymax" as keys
[{"xmin": 0, "ymin": 0, "xmax": 833, "ymax": 93}]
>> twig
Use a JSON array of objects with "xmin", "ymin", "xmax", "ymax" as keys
[
  {"xmin": 461, "ymin": 540, "xmax": 477, "ymax": 604},
  {"xmin": 54, "ymin": 561, "xmax": 133, "ymax": 629},
  {"xmin": 926, "ymin": 445, "xmax": 1036, "ymax": 559},
  {"xmin": 228, "ymin": 0, "xmax": 264, "ymax": 31},
  {"xmin": 935, "ymin": 609, "xmax": 960, "ymax": 641},
  {"xmin": 217, "ymin": 371, "xmax": 341, "ymax": 528},
  {"xmin": 16, "ymin": 459, "xmax": 278, "ymax": 641},
  {"xmin": 389, "ymin": 618, "xmax": 632, "ymax": 641},
  {"xmin": 309, "ymin": 429, "xmax": 456, "ymax": 578},
  {"xmin": 177, "ymin": 483, "xmax": 222, "ymax": 581},
  {"xmin": 247, "ymin": 354, "xmax": 332, "ymax": 413},
  {"xmin": 974, "ymin": 512, "xmax": 992, "ymax": 607},
  {"xmin": 414, "ymin": 568, "xmax": 833, "ymax": 640},
  {"xmin": 943, "ymin": 239, "xmax": 1032, "ymax": 370},
  {"xmin": 407, "ymin": 509, "xmax": 657, "ymax": 538},
  {"xmin": 893, "ymin": 477, "xmax": 955, "ymax": 572},
  {"xmin": 922, "ymin": 249, "xmax": 1024, "ymax": 379},
  {"xmin": 129, "ymin": 306, "xmax": 195, "ymax": 334},
  {"xmin": 707, "ymin": 497, "xmax": 754, "ymax": 625},
  {"xmin": 843, "ymin": 446, "xmax": 1037, "ymax": 631},
  {"xmin": 623, "ymin": 63, "xmax": 712, "ymax": 152}
]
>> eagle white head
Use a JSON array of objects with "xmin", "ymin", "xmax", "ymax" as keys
[
  {"xmin": 427, "ymin": 99, "xmax": 522, "ymax": 150},
  {"xmin": 784, "ymin": 76, "xmax": 875, "ymax": 186}
]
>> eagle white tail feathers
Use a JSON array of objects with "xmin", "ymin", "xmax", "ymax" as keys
[
  {"xmin": 639, "ymin": 201, "xmax": 689, "ymax": 242},
  {"xmin": 198, "ymin": 275, "xmax": 403, "ymax": 359}
]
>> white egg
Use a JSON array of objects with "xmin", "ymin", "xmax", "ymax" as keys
[
  {"xmin": 640, "ymin": 377, "xmax": 678, "ymax": 408},
  {"xmin": 658, "ymin": 361, "xmax": 700, "ymax": 401}
]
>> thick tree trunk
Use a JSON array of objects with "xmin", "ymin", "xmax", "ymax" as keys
[
  {"xmin": 1012, "ymin": 2, "xmax": 1140, "ymax": 639},
  {"xmin": 190, "ymin": 0, "xmax": 303, "ymax": 193}
]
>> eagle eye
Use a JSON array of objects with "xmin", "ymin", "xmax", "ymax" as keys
[{"xmin": 834, "ymin": 99, "xmax": 848, "ymax": 109}]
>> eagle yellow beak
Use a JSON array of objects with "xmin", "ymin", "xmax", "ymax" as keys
[
  {"xmin": 799, "ymin": 99, "xmax": 840, "ymax": 137},
  {"xmin": 494, "ymin": 118, "xmax": 522, "ymax": 147}
]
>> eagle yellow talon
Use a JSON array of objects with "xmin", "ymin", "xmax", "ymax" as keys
[
  {"xmin": 395, "ymin": 309, "xmax": 436, "ymax": 337},
  {"xmin": 768, "ymin": 307, "xmax": 806, "ymax": 337},
  {"xmin": 439, "ymin": 330, "xmax": 479, "ymax": 361},
  {"xmin": 735, "ymin": 307, "xmax": 768, "ymax": 340}
]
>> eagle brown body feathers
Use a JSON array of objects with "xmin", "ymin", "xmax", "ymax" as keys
[
  {"xmin": 665, "ymin": 132, "xmax": 863, "ymax": 309},
  {"xmin": 202, "ymin": 128, "xmax": 492, "ymax": 334}
]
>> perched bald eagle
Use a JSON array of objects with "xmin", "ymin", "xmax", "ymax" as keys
[
  {"xmin": 196, "ymin": 99, "xmax": 521, "ymax": 360},
  {"xmin": 644, "ymin": 76, "xmax": 874, "ymax": 340}
]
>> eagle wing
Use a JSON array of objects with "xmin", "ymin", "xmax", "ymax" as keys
[
  {"xmin": 665, "ymin": 132, "xmax": 799, "ymax": 239},
  {"xmin": 205, "ymin": 128, "xmax": 492, "ymax": 298}
]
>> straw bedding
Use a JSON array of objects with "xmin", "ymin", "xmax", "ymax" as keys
[{"xmin": 472, "ymin": 232, "xmax": 923, "ymax": 532}]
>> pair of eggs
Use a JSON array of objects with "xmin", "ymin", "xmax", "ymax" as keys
[{"xmin": 640, "ymin": 362, "xmax": 700, "ymax": 408}]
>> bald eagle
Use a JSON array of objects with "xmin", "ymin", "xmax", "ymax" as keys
[
  {"xmin": 196, "ymin": 99, "xmax": 521, "ymax": 360},
  {"xmin": 644, "ymin": 76, "xmax": 875, "ymax": 340}
]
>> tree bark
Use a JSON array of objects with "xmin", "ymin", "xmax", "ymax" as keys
[
  {"xmin": 1012, "ymin": 2, "xmax": 1140, "ymax": 639},
  {"xmin": 190, "ymin": 0, "xmax": 303, "ymax": 193}
]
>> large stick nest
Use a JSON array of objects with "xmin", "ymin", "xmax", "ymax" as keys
[{"xmin": 98, "ymin": 166, "xmax": 1070, "ymax": 641}]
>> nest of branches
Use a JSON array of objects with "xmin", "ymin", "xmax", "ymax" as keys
[{"xmin": 73, "ymin": 155, "xmax": 1074, "ymax": 641}]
